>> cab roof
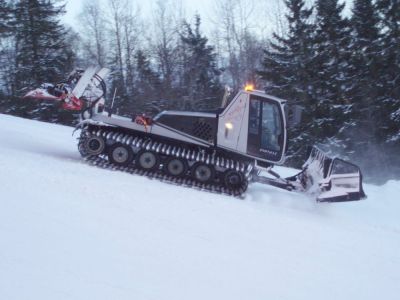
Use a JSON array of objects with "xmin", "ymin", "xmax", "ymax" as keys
[{"xmin": 244, "ymin": 89, "xmax": 287, "ymax": 104}]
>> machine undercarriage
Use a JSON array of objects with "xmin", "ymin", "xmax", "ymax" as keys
[{"xmin": 78, "ymin": 124, "xmax": 252, "ymax": 196}]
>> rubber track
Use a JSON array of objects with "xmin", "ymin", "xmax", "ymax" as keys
[{"xmin": 79, "ymin": 127, "xmax": 253, "ymax": 197}]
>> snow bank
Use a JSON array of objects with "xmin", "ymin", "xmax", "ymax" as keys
[{"xmin": 0, "ymin": 114, "xmax": 399, "ymax": 300}]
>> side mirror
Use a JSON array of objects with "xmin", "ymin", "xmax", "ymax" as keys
[
  {"xmin": 285, "ymin": 104, "xmax": 303, "ymax": 128},
  {"xmin": 220, "ymin": 85, "xmax": 233, "ymax": 109}
]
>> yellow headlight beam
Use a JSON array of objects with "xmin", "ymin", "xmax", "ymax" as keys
[{"xmin": 225, "ymin": 122, "xmax": 233, "ymax": 130}]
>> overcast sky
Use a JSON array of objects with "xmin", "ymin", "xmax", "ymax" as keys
[
  {"xmin": 63, "ymin": 0, "xmax": 219, "ymax": 27},
  {"xmin": 62, "ymin": 0, "xmax": 353, "ymax": 37}
]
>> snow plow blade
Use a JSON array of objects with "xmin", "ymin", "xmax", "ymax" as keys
[{"xmin": 292, "ymin": 147, "xmax": 366, "ymax": 202}]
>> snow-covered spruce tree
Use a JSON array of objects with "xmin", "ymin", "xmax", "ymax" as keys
[
  {"xmin": 179, "ymin": 15, "xmax": 223, "ymax": 111},
  {"xmin": 13, "ymin": 0, "xmax": 74, "ymax": 90},
  {"xmin": 375, "ymin": 0, "xmax": 400, "ymax": 176},
  {"xmin": 375, "ymin": 0, "xmax": 400, "ymax": 141},
  {"xmin": 0, "ymin": 0, "xmax": 13, "ymax": 108},
  {"xmin": 12, "ymin": 0, "xmax": 75, "ymax": 123},
  {"xmin": 0, "ymin": 0, "xmax": 12, "ymax": 36},
  {"xmin": 346, "ymin": 0, "xmax": 387, "ymax": 178},
  {"xmin": 259, "ymin": 0, "xmax": 315, "ymax": 165},
  {"xmin": 0, "ymin": 0, "xmax": 15, "ymax": 89},
  {"xmin": 310, "ymin": 0, "xmax": 353, "ymax": 156}
]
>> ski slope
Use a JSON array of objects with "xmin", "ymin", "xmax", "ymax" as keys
[{"xmin": 0, "ymin": 114, "xmax": 399, "ymax": 300}]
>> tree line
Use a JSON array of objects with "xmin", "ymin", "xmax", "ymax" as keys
[
  {"xmin": 261, "ymin": 0, "xmax": 399, "ymax": 181},
  {"xmin": 0, "ymin": 0, "xmax": 399, "ymax": 181}
]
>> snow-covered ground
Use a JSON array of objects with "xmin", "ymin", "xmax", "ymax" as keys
[{"xmin": 0, "ymin": 113, "xmax": 399, "ymax": 300}]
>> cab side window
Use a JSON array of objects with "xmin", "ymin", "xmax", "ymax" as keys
[
  {"xmin": 249, "ymin": 99, "xmax": 261, "ymax": 135},
  {"xmin": 261, "ymin": 102, "xmax": 282, "ymax": 151}
]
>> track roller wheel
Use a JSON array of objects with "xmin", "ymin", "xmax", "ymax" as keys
[
  {"xmin": 136, "ymin": 151, "xmax": 160, "ymax": 171},
  {"xmin": 191, "ymin": 163, "xmax": 214, "ymax": 183},
  {"xmin": 108, "ymin": 143, "xmax": 134, "ymax": 166},
  {"xmin": 165, "ymin": 158, "xmax": 187, "ymax": 177},
  {"xmin": 81, "ymin": 135, "xmax": 106, "ymax": 156},
  {"xmin": 223, "ymin": 169, "xmax": 244, "ymax": 189}
]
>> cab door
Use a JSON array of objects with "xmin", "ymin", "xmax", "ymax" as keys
[{"xmin": 247, "ymin": 95, "xmax": 286, "ymax": 163}]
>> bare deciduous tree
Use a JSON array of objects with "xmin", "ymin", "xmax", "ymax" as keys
[
  {"xmin": 108, "ymin": 0, "xmax": 126, "ymax": 90},
  {"xmin": 79, "ymin": 0, "xmax": 107, "ymax": 67},
  {"xmin": 212, "ymin": 0, "xmax": 265, "ymax": 89},
  {"xmin": 150, "ymin": 0, "xmax": 185, "ymax": 98},
  {"xmin": 121, "ymin": 3, "xmax": 141, "ymax": 95}
]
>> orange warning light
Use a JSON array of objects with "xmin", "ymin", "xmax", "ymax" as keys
[{"xmin": 244, "ymin": 84, "xmax": 254, "ymax": 92}]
